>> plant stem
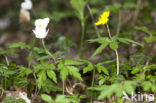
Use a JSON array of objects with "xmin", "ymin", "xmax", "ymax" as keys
[
  {"xmin": 80, "ymin": 21, "xmax": 85, "ymax": 55},
  {"xmin": 132, "ymin": 0, "xmax": 141, "ymax": 26},
  {"xmin": 4, "ymin": 55, "xmax": 9, "ymax": 66},
  {"xmin": 106, "ymin": 23, "xmax": 120, "ymax": 75},
  {"xmin": 41, "ymin": 39, "xmax": 56, "ymax": 62},
  {"xmin": 28, "ymin": 38, "xmax": 37, "ymax": 68},
  {"xmin": 62, "ymin": 81, "xmax": 65, "ymax": 95},
  {"xmin": 87, "ymin": 4, "xmax": 100, "ymax": 38},
  {"xmin": 90, "ymin": 69, "xmax": 95, "ymax": 103},
  {"xmin": 91, "ymin": 69, "xmax": 95, "ymax": 87},
  {"xmin": 116, "ymin": 10, "xmax": 121, "ymax": 36}
]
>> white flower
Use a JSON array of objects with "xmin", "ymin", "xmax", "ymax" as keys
[
  {"xmin": 21, "ymin": 0, "xmax": 32, "ymax": 10},
  {"xmin": 35, "ymin": 18, "xmax": 50, "ymax": 29},
  {"xmin": 33, "ymin": 18, "xmax": 50, "ymax": 39}
]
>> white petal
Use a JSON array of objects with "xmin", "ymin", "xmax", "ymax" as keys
[
  {"xmin": 33, "ymin": 28, "xmax": 49, "ymax": 39},
  {"xmin": 34, "ymin": 18, "xmax": 50, "ymax": 28},
  {"xmin": 35, "ymin": 19, "xmax": 42, "ymax": 27}
]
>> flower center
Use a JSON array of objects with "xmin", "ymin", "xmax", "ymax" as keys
[{"xmin": 39, "ymin": 23, "xmax": 43, "ymax": 28}]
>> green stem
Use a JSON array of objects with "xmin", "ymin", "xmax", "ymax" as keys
[
  {"xmin": 106, "ymin": 23, "xmax": 120, "ymax": 75},
  {"xmin": 91, "ymin": 69, "xmax": 95, "ymax": 87},
  {"xmin": 41, "ymin": 39, "xmax": 56, "ymax": 62},
  {"xmin": 62, "ymin": 81, "xmax": 65, "ymax": 95},
  {"xmin": 116, "ymin": 10, "xmax": 121, "ymax": 36},
  {"xmin": 90, "ymin": 69, "xmax": 95, "ymax": 103},
  {"xmin": 28, "ymin": 38, "xmax": 37, "ymax": 67},
  {"xmin": 80, "ymin": 21, "xmax": 85, "ymax": 55},
  {"xmin": 132, "ymin": 0, "xmax": 141, "ymax": 26}
]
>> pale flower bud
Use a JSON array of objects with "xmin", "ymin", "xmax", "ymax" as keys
[{"xmin": 21, "ymin": 0, "xmax": 32, "ymax": 10}]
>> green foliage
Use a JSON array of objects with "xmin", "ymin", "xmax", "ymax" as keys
[
  {"xmin": 8, "ymin": 42, "xmax": 30, "ymax": 49},
  {"xmin": 109, "ymin": 41, "xmax": 118, "ymax": 51},
  {"xmin": 33, "ymin": 61, "xmax": 57, "ymax": 89},
  {"xmin": 117, "ymin": 37, "xmax": 144, "ymax": 47},
  {"xmin": 96, "ymin": 81, "xmax": 136, "ymax": 100},
  {"xmin": 70, "ymin": 0, "xmax": 87, "ymax": 21},
  {"xmin": 58, "ymin": 59, "xmax": 83, "ymax": 82},
  {"xmin": 41, "ymin": 94, "xmax": 79, "ymax": 103},
  {"xmin": 88, "ymin": 37, "xmax": 111, "ymax": 57},
  {"xmin": 3, "ymin": 97, "xmax": 26, "ymax": 103}
]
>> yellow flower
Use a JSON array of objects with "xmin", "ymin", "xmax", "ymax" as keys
[{"xmin": 95, "ymin": 11, "xmax": 110, "ymax": 25}]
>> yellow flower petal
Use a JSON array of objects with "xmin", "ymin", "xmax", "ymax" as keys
[
  {"xmin": 101, "ymin": 11, "xmax": 110, "ymax": 18},
  {"xmin": 95, "ymin": 11, "xmax": 110, "ymax": 26}
]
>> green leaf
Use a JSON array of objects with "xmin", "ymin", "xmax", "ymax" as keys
[
  {"xmin": 37, "ymin": 71, "xmax": 47, "ymax": 89},
  {"xmin": 109, "ymin": 41, "xmax": 118, "ymax": 50},
  {"xmin": 60, "ymin": 67, "xmax": 69, "ymax": 82},
  {"xmin": 47, "ymin": 70, "xmax": 57, "ymax": 83},
  {"xmin": 55, "ymin": 95, "xmax": 70, "ymax": 103},
  {"xmin": 92, "ymin": 43, "xmax": 108, "ymax": 57},
  {"xmin": 83, "ymin": 63, "xmax": 94, "ymax": 74},
  {"xmin": 41, "ymin": 94, "xmax": 53, "ymax": 103},
  {"xmin": 14, "ymin": 77, "xmax": 28, "ymax": 88},
  {"xmin": 67, "ymin": 66, "xmax": 82, "ymax": 81},
  {"xmin": 16, "ymin": 99, "xmax": 26, "ymax": 103},
  {"xmin": 88, "ymin": 37, "xmax": 111, "ymax": 44},
  {"xmin": 134, "ymin": 26, "xmax": 156, "ymax": 36},
  {"xmin": 131, "ymin": 66, "xmax": 142, "ymax": 74},
  {"xmin": 8, "ymin": 42, "xmax": 30, "ymax": 49},
  {"xmin": 141, "ymin": 81, "xmax": 152, "ymax": 91},
  {"xmin": 64, "ymin": 59, "xmax": 83, "ymax": 65},
  {"xmin": 117, "ymin": 38, "xmax": 143, "ymax": 47},
  {"xmin": 97, "ymin": 83, "xmax": 120, "ymax": 99},
  {"xmin": 42, "ymin": 79, "xmax": 62, "ymax": 93},
  {"xmin": 4, "ymin": 97, "xmax": 17, "ymax": 103},
  {"xmin": 123, "ymin": 82, "xmax": 135, "ymax": 95},
  {"xmin": 70, "ymin": 0, "xmax": 87, "ymax": 20},
  {"xmin": 151, "ymin": 84, "xmax": 156, "ymax": 92},
  {"xmin": 97, "ymin": 65, "xmax": 109, "ymax": 75}
]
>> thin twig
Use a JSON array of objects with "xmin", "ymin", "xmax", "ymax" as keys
[{"xmin": 87, "ymin": 4, "xmax": 100, "ymax": 38}]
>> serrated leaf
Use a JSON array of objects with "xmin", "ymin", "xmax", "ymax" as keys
[
  {"xmin": 47, "ymin": 70, "xmax": 57, "ymax": 83},
  {"xmin": 117, "ymin": 38, "xmax": 143, "ymax": 47},
  {"xmin": 60, "ymin": 67, "xmax": 69, "ymax": 82},
  {"xmin": 67, "ymin": 66, "xmax": 82, "ymax": 81},
  {"xmin": 88, "ymin": 37, "xmax": 111, "ymax": 44},
  {"xmin": 141, "ymin": 81, "xmax": 152, "ymax": 91},
  {"xmin": 92, "ymin": 43, "xmax": 108, "ymax": 57},
  {"xmin": 42, "ymin": 79, "xmax": 62, "ymax": 93},
  {"xmin": 37, "ymin": 71, "xmax": 47, "ymax": 89},
  {"xmin": 109, "ymin": 41, "xmax": 118, "ymax": 50},
  {"xmin": 97, "ymin": 83, "xmax": 120, "ymax": 100},
  {"xmin": 123, "ymin": 82, "xmax": 135, "ymax": 95},
  {"xmin": 83, "ymin": 63, "xmax": 94, "ymax": 74},
  {"xmin": 41, "ymin": 94, "xmax": 53, "ymax": 103},
  {"xmin": 64, "ymin": 59, "xmax": 83, "ymax": 65}
]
